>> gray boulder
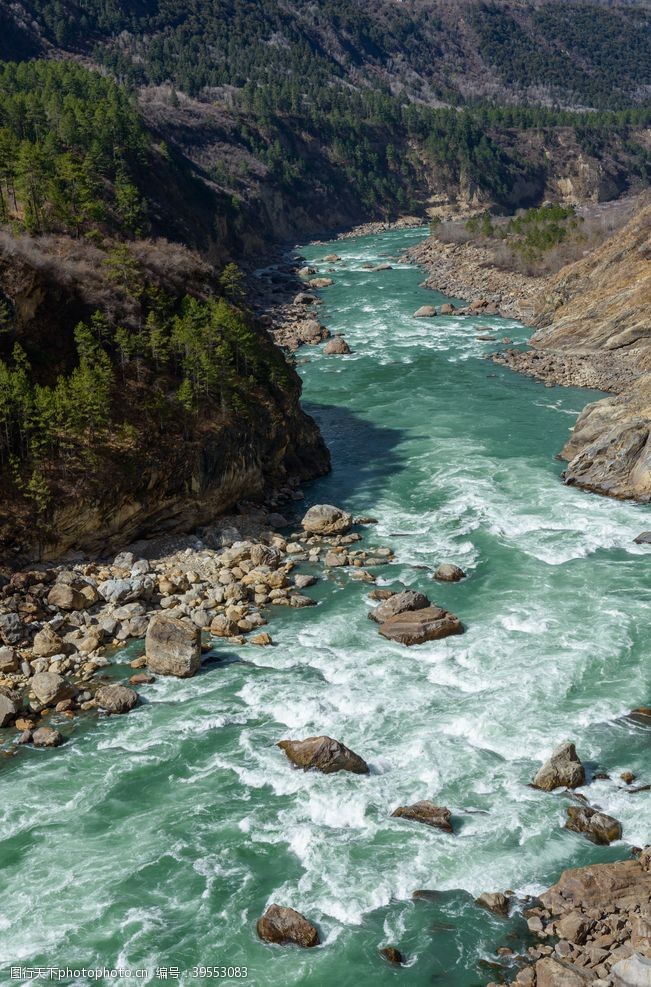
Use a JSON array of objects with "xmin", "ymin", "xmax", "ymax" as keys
[
  {"xmin": 532, "ymin": 742, "xmax": 585, "ymax": 791},
  {"xmin": 369, "ymin": 590, "xmax": 430, "ymax": 624},
  {"xmin": 301, "ymin": 504, "xmax": 353, "ymax": 535},
  {"xmin": 612, "ymin": 954, "xmax": 651, "ymax": 987},
  {"xmin": 145, "ymin": 615, "xmax": 201, "ymax": 677},
  {"xmin": 0, "ymin": 612, "xmax": 23, "ymax": 645},
  {"xmin": 0, "ymin": 693, "xmax": 17, "ymax": 727}
]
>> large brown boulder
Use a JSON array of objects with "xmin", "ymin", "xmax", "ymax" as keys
[
  {"xmin": 433, "ymin": 563, "xmax": 465, "ymax": 582},
  {"xmin": 145, "ymin": 615, "xmax": 201, "ymax": 677},
  {"xmin": 391, "ymin": 801, "xmax": 453, "ymax": 832},
  {"xmin": 475, "ymin": 892, "xmax": 509, "ymax": 917},
  {"xmin": 301, "ymin": 504, "xmax": 352, "ymax": 535},
  {"xmin": 565, "ymin": 805, "xmax": 622, "ymax": 845},
  {"xmin": 32, "ymin": 725, "xmax": 63, "ymax": 747},
  {"xmin": 31, "ymin": 671, "xmax": 75, "ymax": 706},
  {"xmin": 379, "ymin": 606, "xmax": 463, "ymax": 645},
  {"xmin": 47, "ymin": 583, "xmax": 89, "ymax": 611},
  {"xmin": 277, "ymin": 735, "xmax": 369, "ymax": 774},
  {"xmin": 95, "ymin": 685, "xmax": 139, "ymax": 714},
  {"xmin": 611, "ymin": 954, "xmax": 651, "ymax": 986},
  {"xmin": 256, "ymin": 904, "xmax": 320, "ymax": 948},
  {"xmin": 413, "ymin": 305, "xmax": 437, "ymax": 318},
  {"xmin": 532, "ymin": 742, "xmax": 585, "ymax": 791},
  {"xmin": 535, "ymin": 957, "xmax": 590, "ymax": 987},
  {"xmin": 369, "ymin": 590, "xmax": 430, "ymax": 624}
]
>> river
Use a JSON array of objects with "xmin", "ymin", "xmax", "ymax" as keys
[{"xmin": 2, "ymin": 227, "xmax": 650, "ymax": 987}]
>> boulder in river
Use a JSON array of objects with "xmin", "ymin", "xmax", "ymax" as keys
[
  {"xmin": 439, "ymin": 303, "xmax": 456, "ymax": 315},
  {"xmin": 433, "ymin": 563, "xmax": 465, "ymax": 582},
  {"xmin": 256, "ymin": 904, "xmax": 320, "ymax": 947},
  {"xmin": 145, "ymin": 615, "xmax": 201, "ymax": 678},
  {"xmin": 379, "ymin": 605, "xmax": 463, "ymax": 645},
  {"xmin": 301, "ymin": 504, "xmax": 353, "ymax": 535},
  {"xmin": 31, "ymin": 671, "xmax": 75, "ymax": 706},
  {"xmin": 323, "ymin": 336, "xmax": 351, "ymax": 355},
  {"xmin": 323, "ymin": 253, "xmax": 340, "ymax": 263},
  {"xmin": 634, "ymin": 531, "xmax": 651, "ymax": 545},
  {"xmin": 474, "ymin": 892, "xmax": 509, "ymax": 917},
  {"xmin": 277, "ymin": 735, "xmax": 369, "ymax": 774},
  {"xmin": 413, "ymin": 305, "xmax": 437, "ymax": 318},
  {"xmin": 391, "ymin": 800, "xmax": 453, "ymax": 832},
  {"xmin": 95, "ymin": 685, "xmax": 139, "ymax": 714},
  {"xmin": 32, "ymin": 725, "xmax": 63, "ymax": 747},
  {"xmin": 532, "ymin": 742, "xmax": 585, "ymax": 791},
  {"xmin": 369, "ymin": 589, "xmax": 430, "ymax": 623},
  {"xmin": 308, "ymin": 277, "xmax": 334, "ymax": 288},
  {"xmin": 565, "ymin": 805, "xmax": 622, "ymax": 845}
]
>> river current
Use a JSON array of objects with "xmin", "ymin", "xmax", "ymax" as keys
[{"xmin": 2, "ymin": 227, "xmax": 650, "ymax": 987}]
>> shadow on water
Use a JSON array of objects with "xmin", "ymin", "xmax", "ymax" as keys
[{"xmin": 302, "ymin": 401, "xmax": 407, "ymax": 506}]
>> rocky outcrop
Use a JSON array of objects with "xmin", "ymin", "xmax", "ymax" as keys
[
  {"xmin": 277, "ymin": 735, "xmax": 369, "ymax": 774},
  {"xmin": 475, "ymin": 892, "xmax": 510, "ymax": 917},
  {"xmin": 391, "ymin": 801, "xmax": 453, "ymax": 832},
  {"xmin": 256, "ymin": 904, "xmax": 320, "ymax": 948},
  {"xmin": 378, "ymin": 605, "xmax": 463, "ymax": 645},
  {"xmin": 492, "ymin": 850, "xmax": 651, "ymax": 986},
  {"xmin": 532, "ymin": 743, "xmax": 585, "ymax": 791},
  {"xmin": 145, "ymin": 615, "xmax": 201, "ymax": 678}
]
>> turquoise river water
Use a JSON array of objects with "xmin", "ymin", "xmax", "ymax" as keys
[{"xmin": 2, "ymin": 227, "xmax": 650, "ymax": 987}]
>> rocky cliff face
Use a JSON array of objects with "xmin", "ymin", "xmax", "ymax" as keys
[{"xmin": 495, "ymin": 204, "xmax": 651, "ymax": 501}]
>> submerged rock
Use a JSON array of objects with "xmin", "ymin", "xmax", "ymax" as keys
[
  {"xmin": 145, "ymin": 615, "xmax": 201, "ymax": 678},
  {"xmin": 256, "ymin": 904, "xmax": 320, "ymax": 948},
  {"xmin": 391, "ymin": 800, "xmax": 453, "ymax": 832},
  {"xmin": 301, "ymin": 504, "xmax": 353, "ymax": 535},
  {"xmin": 532, "ymin": 742, "xmax": 585, "ymax": 791},
  {"xmin": 368, "ymin": 589, "xmax": 430, "ymax": 623},
  {"xmin": 378, "ymin": 605, "xmax": 463, "ymax": 645},
  {"xmin": 277, "ymin": 735, "xmax": 369, "ymax": 774},
  {"xmin": 380, "ymin": 946, "xmax": 404, "ymax": 965},
  {"xmin": 565, "ymin": 805, "xmax": 622, "ymax": 844}
]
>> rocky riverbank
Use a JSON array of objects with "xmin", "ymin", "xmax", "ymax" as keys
[
  {"xmin": 405, "ymin": 203, "xmax": 651, "ymax": 503},
  {"xmin": 0, "ymin": 501, "xmax": 414, "ymax": 758}
]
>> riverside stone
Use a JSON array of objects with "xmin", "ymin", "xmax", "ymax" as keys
[
  {"xmin": 32, "ymin": 725, "xmax": 63, "ymax": 747},
  {"xmin": 369, "ymin": 589, "xmax": 429, "ymax": 623},
  {"xmin": 145, "ymin": 615, "xmax": 201, "ymax": 677},
  {"xmin": 0, "ymin": 646, "xmax": 18, "ymax": 673},
  {"xmin": 301, "ymin": 504, "xmax": 353, "ymax": 535},
  {"xmin": 278, "ymin": 735, "xmax": 369, "ymax": 774},
  {"xmin": 391, "ymin": 801, "xmax": 453, "ymax": 832},
  {"xmin": 32, "ymin": 625, "xmax": 65, "ymax": 658},
  {"xmin": 414, "ymin": 305, "xmax": 437, "ymax": 317},
  {"xmin": 47, "ymin": 583, "xmax": 88, "ymax": 611},
  {"xmin": 0, "ymin": 693, "xmax": 17, "ymax": 727},
  {"xmin": 532, "ymin": 742, "xmax": 585, "ymax": 791},
  {"xmin": 378, "ymin": 605, "xmax": 463, "ymax": 645},
  {"xmin": 612, "ymin": 953, "xmax": 651, "ymax": 986},
  {"xmin": 31, "ymin": 671, "xmax": 74, "ymax": 705},
  {"xmin": 323, "ymin": 336, "xmax": 351, "ymax": 355},
  {"xmin": 256, "ymin": 904, "xmax": 320, "ymax": 948}
]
